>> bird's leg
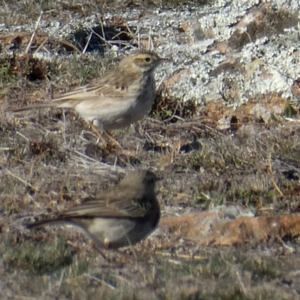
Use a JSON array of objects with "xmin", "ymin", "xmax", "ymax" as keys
[
  {"xmin": 90, "ymin": 240, "xmax": 128, "ymax": 267},
  {"xmin": 105, "ymin": 131, "xmax": 138, "ymax": 157},
  {"xmin": 81, "ymin": 119, "xmax": 107, "ymax": 147},
  {"xmin": 88, "ymin": 122, "xmax": 108, "ymax": 147},
  {"xmin": 103, "ymin": 130, "xmax": 123, "ymax": 150},
  {"xmin": 87, "ymin": 120, "xmax": 123, "ymax": 150}
]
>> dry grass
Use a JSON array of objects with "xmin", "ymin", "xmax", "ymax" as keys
[
  {"xmin": 3, "ymin": 77, "xmax": 300, "ymax": 298},
  {"xmin": 1, "ymin": 1, "xmax": 300, "ymax": 299}
]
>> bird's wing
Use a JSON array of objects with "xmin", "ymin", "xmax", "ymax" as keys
[
  {"xmin": 60, "ymin": 192, "xmax": 148, "ymax": 219},
  {"xmin": 52, "ymin": 71, "xmax": 139, "ymax": 104}
]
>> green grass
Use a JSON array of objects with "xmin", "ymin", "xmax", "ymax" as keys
[{"xmin": 0, "ymin": 235, "xmax": 74, "ymax": 274}]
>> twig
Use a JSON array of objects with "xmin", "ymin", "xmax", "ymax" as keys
[
  {"xmin": 16, "ymin": 131, "xmax": 30, "ymax": 142},
  {"xmin": 34, "ymin": 19, "xmax": 77, "ymax": 54},
  {"xmin": 162, "ymin": 101, "xmax": 180, "ymax": 123},
  {"xmin": 3, "ymin": 168, "xmax": 37, "ymax": 191},
  {"xmin": 84, "ymin": 274, "xmax": 116, "ymax": 290},
  {"xmin": 271, "ymin": 177, "xmax": 284, "ymax": 197},
  {"xmin": 267, "ymin": 153, "xmax": 284, "ymax": 197},
  {"xmin": 82, "ymin": 31, "xmax": 93, "ymax": 54},
  {"xmin": 147, "ymin": 26, "xmax": 154, "ymax": 50},
  {"xmin": 155, "ymin": 251, "xmax": 206, "ymax": 261},
  {"xmin": 90, "ymin": 28, "xmax": 133, "ymax": 49},
  {"xmin": 25, "ymin": 11, "xmax": 43, "ymax": 54}
]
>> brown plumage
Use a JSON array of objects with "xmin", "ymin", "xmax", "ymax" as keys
[
  {"xmin": 27, "ymin": 170, "xmax": 161, "ymax": 249},
  {"xmin": 12, "ymin": 50, "xmax": 168, "ymax": 131}
]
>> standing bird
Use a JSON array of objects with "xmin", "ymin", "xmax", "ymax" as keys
[
  {"xmin": 11, "ymin": 50, "xmax": 168, "ymax": 146},
  {"xmin": 27, "ymin": 170, "xmax": 161, "ymax": 249}
]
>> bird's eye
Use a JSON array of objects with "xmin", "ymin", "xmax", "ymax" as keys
[{"xmin": 145, "ymin": 57, "xmax": 151, "ymax": 62}]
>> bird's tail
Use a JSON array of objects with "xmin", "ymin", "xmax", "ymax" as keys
[
  {"xmin": 10, "ymin": 103, "xmax": 56, "ymax": 112},
  {"xmin": 26, "ymin": 218, "xmax": 64, "ymax": 229}
]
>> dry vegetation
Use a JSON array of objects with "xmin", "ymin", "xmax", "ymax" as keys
[{"xmin": 1, "ymin": 1, "xmax": 300, "ymax": 299}]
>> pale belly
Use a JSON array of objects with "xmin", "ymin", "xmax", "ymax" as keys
[{"xmin": 82, "ymin": 77, "xmax": 156, "ymax": 130}]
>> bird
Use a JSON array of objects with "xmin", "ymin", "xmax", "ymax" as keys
[
  {"xmin": 11, "ymin": 50, "xmax": 169, "ymax": 146},
  {"xmin": 27, "ymin": 170, "xmax": 161, "ymax": 250}
]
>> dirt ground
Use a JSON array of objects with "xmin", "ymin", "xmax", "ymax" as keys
[{"xmin": 1, "ymin": 1, "xmax": 300, "ymax": 299}]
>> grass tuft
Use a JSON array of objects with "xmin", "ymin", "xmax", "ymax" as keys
[{"xmin": 0, "ymin": 235, "xmax": 74, "ymax": 275}]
